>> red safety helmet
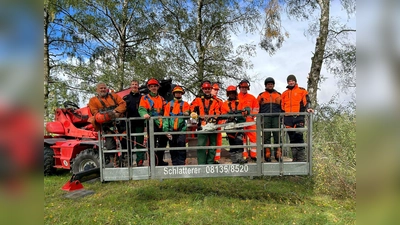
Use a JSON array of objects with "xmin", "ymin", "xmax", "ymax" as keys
[
  {"xmin": 201, "ymin": 81, "xmax": 212, "ymax": 89},
  {"xmin": 226, "ymin": 85, "xmax": 237, "ymax": 97},
  {"xmin": 226, "ymin": 85, "xmax": 237, "ymax": 92},
  {"xmin": 238, "ymin": 79, "xmax": 250, "ymax": 90},
  {"xmin": 172, "ymin": 85, "xmax": 185, "ymax": 95},
  {"xmin": 95, "ymin": 111, "xmax": 113, "ymax": 124},
  {"xmin": 212, "ymin": 83, "xmax": 220, "ymax": 90},
  {"xmin": 147, "ymin": 78, "xmax": 160, "ymax": 87}
]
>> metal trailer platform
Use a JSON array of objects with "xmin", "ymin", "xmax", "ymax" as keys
[{"xmin": 98, "ymin": 113, "xmax": 312, "ymax": 182}]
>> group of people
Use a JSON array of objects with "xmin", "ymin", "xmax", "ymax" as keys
[{"xmin": 88, "ymin": 74, "xmax": 313, "ymax": 167}]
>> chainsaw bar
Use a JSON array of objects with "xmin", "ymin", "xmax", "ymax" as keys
[
  {"xmin": 200, "ymin": 122, "xmax": 256, "ymax": 131},
  {"xmin": 224, "ymin": 122, "xmax": 256, "ymax": 130}
]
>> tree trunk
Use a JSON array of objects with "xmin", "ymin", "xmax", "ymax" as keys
[
  {"xmin": 117, "ymin": 0, "xmax": 128, "ymax": 91},
  {"xmin": 307, "ymin": 0, "xmax": 330, "ymax": 108},
  {"xmin": 196, "ymin": 0, "xmax": 205, "ymax": 81},
  {"xmin": 44, "ymin": 9, "xmax": 50, "ymax": 118}
]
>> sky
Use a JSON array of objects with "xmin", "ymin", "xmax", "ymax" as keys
[{"xmin": 230, "ymin": 2, "xmax": 356, "ymax": 106}]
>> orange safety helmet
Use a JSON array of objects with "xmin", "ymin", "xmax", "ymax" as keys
[
  {"xmin": 147, "ymin": 78, "xmax": 160, "ymax": 87},
  {"xmin": 238, "ymin": 79, "xmax": 250, "ymax": 90},
  {"xmin": 226, "ymin": 85, "xmax": 237, "ymax": 96},
  {"xmin": 212, "ymin": 83, "xmax": 220, "ymax": 90},
  {"xmin": 201, "ymin": 81, "xmax": 212, "ymax": 89},
  {"xmin": 95, "ymin": 111, "xmax": 113, "ymax": 124},
  {"xmin": 172, "ymin": 85, "xmax": 185, "ymax": 95}
]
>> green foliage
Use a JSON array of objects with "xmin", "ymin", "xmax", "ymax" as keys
[
  {"xmin": 312, "ymin": 102, "xmax": 356, "ymax": 199},
  {"xmin": 44, "ymin": 174, "xmax": 355, "ymax": 224}
]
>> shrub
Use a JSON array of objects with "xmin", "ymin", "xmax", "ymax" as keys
[{"xmin": 312, "ymin": 103, "xmax": 356, "ymax": 199}]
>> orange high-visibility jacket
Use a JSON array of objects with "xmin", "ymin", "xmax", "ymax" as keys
[
  {"xmin": 281, "ymin": 84, "xmax": 310, "ymax": 113},
  {"xmin": 221, "ymin": 99, "xmax": 246, "ymax": 115},
  {"xmin": 88, "ymin": 93, "xmax": 126, "ymax": 115},
  {"xmin": 213, "ymin": 95, "xmax": 223, "ymax": 108},
  {"xmin": 163, "ymin": 98, "xmax": 190, "ymax": 131},
  {"xmin": 237, "ymin": 92, "xmax": 259, "ymax": 115},
  {"xmin": 138, "ymin": 93, "xmax": 166, "ymax": 128},
  {"xmin": 257, "ymin": 90, "xmax": 281, "ymax": 113},
  {"xmin": 190, "ymin": 95, "xmax": 220, "ymax": 120}
]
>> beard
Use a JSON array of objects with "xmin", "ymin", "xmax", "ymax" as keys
[{"xmin": 99, "ymin": 92, "xmax": 108, "ymax": 97}]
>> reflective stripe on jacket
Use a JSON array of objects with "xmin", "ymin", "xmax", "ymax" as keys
[
  {"xmin": 138, "ymin": 94, "xmax": 166, "ymax": 127},
  {"xmin": 163, "ymin": 99, "xmax": 190, "ymax": 132}
]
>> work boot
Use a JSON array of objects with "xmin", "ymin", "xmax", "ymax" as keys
[
  {"xmin": 234, "ymin": 152, "xmax": 245, "ymax": 164},
  {"xmin": 264, "ymin": 148, "xmax": 271, "ymax": 162},
  {"xmin": 291, "ymin": 148, "xmax": 298, "ymax": 162},
  {"xmin": 296, "ymin": 148, "xmax": 306, "ymax": 162},
  {"xmin": 230, "ymin": 152, "xmax": 238, "ymax": 163},
  {"xmin": 275, "ymin": 148, "xmax": 282, "ymax": 161},
  {"xmin": 158, "ymin": 161, "xmax": 169, "ymax": 166}
]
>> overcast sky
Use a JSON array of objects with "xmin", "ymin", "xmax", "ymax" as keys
[{"xmin": 231, "ymin": 2, "xmax": 356, "ymax": 106}]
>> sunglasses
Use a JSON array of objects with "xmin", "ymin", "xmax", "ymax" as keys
[{"xmin": 203, "ymin": 88, "xmax": 211, "ymax": 90}]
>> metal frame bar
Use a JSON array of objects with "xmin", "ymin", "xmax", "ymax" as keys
[{"xmin": 98, "ymin": 113, "xmax": 313, "ymax": 181}]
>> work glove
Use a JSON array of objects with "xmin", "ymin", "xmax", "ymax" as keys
[
  {"xmin": 190, "ymin": 112, "xmax": 198, "ymax": 120},
  {"xmin": 207, "ymin": 117, "xmax": 216, "ymax": 124}
]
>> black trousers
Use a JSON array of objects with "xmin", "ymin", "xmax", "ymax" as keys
[
  {"xmin": 284, "ymin": 116, "xmax": 306, "ymax": 162},
  {"xmin": 149, "ymin": 125, "xmax": 168, "ymax": 166},
  {"xmin": 227, "ymin": 132, "xmax": 244, "ymax": 153},
  {"xmin": 168, "ymin": 134, "xmax": 186, "ymax": 165}
]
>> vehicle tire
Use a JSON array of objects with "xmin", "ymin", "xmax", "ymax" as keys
[
  {"xmin": 72, "ymin": 149, "xmax": 100, "ymax": 174},
  {"xmin": 44, "ymin": 145, "xmax": 56, "ymax": 176}
]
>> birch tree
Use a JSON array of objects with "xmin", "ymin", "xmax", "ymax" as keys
[{"xmin": 262, "ymin": 0, "xmax": 356, "ymax": 106}]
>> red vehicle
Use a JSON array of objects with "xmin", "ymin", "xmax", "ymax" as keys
[{"xmin": 44, "ymin": 79, "xmax": 174, "ymax": 175}]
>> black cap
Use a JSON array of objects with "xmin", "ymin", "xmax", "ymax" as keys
[{"xmin": 287, "ymin": 74, "xmax": 297, "ymax": 82}]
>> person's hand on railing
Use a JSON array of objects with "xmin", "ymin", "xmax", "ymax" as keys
[
  {"xmin": 143, "ymin": 134, "xmax": 148, "ymax": 146},
  {"xmin": 190, "ymin": 112, "xmax": 198, "ymax": 120}
]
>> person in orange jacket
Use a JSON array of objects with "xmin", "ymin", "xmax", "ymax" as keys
[
  {"xmin": 211, "ymin": 82, "xmax": 223, "ymax": 164},
  {"xmin": 163, "ymin": 86, "xmax": 190, "ymax": 165},
  {"xmin": 281, "ymin": 74, "xmax": 314, "ymax": 162},
  {"xmin": 257, "ymin": 77, "xmax": 282, "ymax": 162},
  {"xmin": 138, "ymin": 78, "xmax": 168, "ymax": 166},
  {"xmin": 88, "ymin": 82, "xmax": 126, "ymax": 150},
  {"xmin": 221, "ymin": 85, "xmax": 248, "ymax": 164},
  {"xmin": 190, "ymin": 81, "xmax": 221, "ymax": 164},
  {"xmin": 237, "ymin": 80, "xmax": 259, "ymax": 160}
]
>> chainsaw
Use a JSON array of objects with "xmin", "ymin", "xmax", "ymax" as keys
[{"xmin": 200, "ymin": 121, "xmax": 256, "ymax": 131}]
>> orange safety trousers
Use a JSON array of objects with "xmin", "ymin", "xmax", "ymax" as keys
[
  {"xmin": 214, "ymin": 132, "xmax": 222, "ymax": 162},
  {"xmin": 243, "ymin": 116, "xmax": 257, "ymax": 158}
]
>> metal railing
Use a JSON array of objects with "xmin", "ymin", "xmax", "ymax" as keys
[{"xmin": 98, "ymin": 113, "xmax": 312, "ymax": 181}]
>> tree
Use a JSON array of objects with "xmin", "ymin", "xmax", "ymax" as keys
[
  {"xmin": 157, "ymin": 0, "xmax": 265, "ymax": 96},
  {"xmin": 262, "ymin": 0, "xmax": 356, "ymax": 106},
  {"xmin": 47, "ymin": 0, "xmax": 163, "ymax": 96},
  {"xmin": 44, "ymin": 0, "xmax": 80, "ymax": 120}
]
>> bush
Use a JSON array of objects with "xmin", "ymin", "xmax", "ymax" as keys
[{"xmin": 312, "ymin": 103, "xmax": 356, "ymax": 199}]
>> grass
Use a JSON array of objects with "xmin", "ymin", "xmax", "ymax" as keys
[{"xmin": 44, "ymin": 171, "xmax": 355, "ymax": 225}]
